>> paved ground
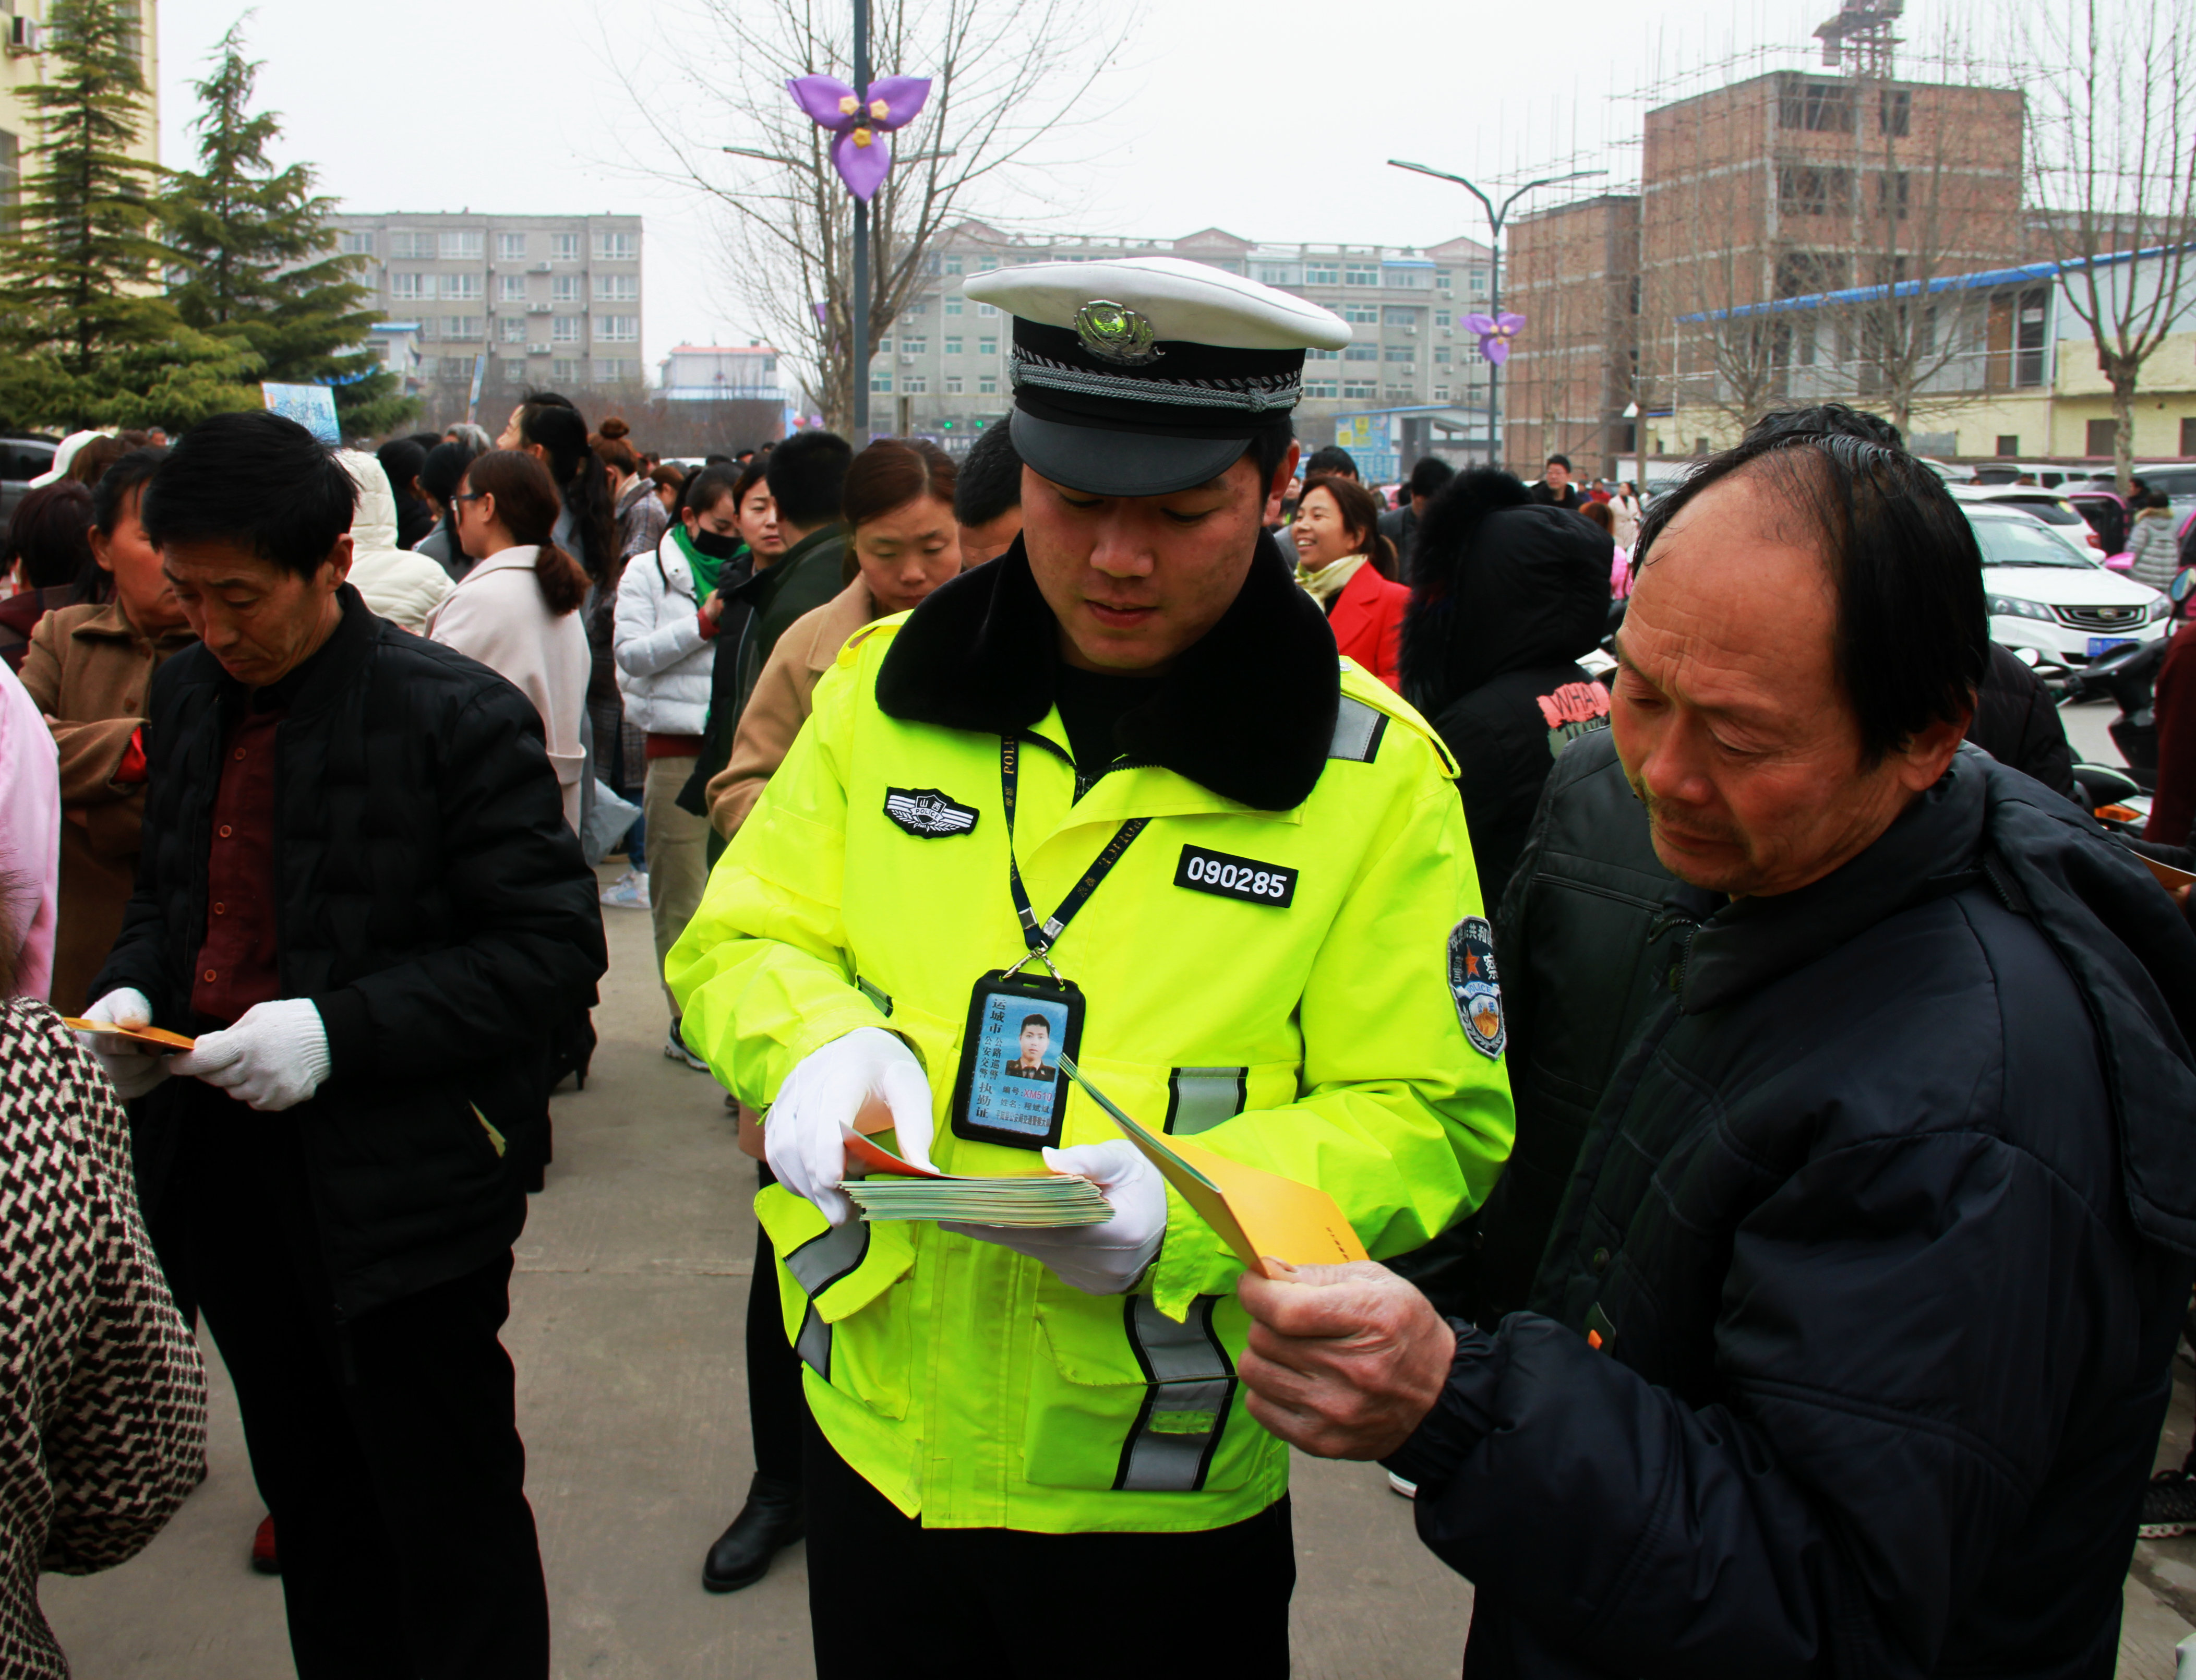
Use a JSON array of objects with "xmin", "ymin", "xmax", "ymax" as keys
[{"xmin": 40, "ymin": 711, "xmax": 2196, "ymax": 1676}]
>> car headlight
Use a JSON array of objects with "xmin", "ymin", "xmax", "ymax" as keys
[
  {"xmin": 1986, "ymin": 594, "xmax": 2055, "ymax": 622},
  {"xmin": 2150, "ymin": 596, "xmax": 2175, "ymax": 621}
]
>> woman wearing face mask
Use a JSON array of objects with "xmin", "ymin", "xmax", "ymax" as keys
[
  {"xmin": 612, "ymin": 461, "xmax": 762, "ymax": 1068},
  {"xmin": 692, "ymin": 438, "xmax": 959, "ymax": 1602},
  {"xmin": 18, "ymin": 448, "xmax": 197, "ymax": 1014}
]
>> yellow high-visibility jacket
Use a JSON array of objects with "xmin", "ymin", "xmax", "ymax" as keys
[{"xmin": 669, "ymin": 546, "xmax": 1514, "ymax": 1534}]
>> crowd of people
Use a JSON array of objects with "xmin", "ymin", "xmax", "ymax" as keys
[{"xmin": 0, "ymin": 248, "xmax": 2194, "ymax": 1680}]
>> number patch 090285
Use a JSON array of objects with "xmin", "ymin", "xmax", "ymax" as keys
[{"xmin": 1174, "ymin": 845, "xmax": 1297, "ymax": 908}]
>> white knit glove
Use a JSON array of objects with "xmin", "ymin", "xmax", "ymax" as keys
[
  {"xmin": 170, "ymin": 999, "xmax": 332, "ymax": 1112},
  {"xmin": 765, "ymin": 1027, "xmax": 937, "ymax": 1226},
  {"xmin": 76, "ymin": 988, "xmax": 172, "ymax": 1101},
  {"xmin": 945, "ymin": 1139, "xmax": 1167, "ymax": 1295}
]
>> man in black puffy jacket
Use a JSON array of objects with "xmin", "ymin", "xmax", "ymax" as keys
[
  {"xmin": 1232, "ymin": 420, "xmax": 2196, "ymax": 1678},
  {"xmin": 79, "ymin": 412, "xmax": 605, "ymax": 1680}
]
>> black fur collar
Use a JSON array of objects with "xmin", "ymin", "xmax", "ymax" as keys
[{"xmin": 876, "ymin": 532, "xmax": 1340, "ymax": 810}]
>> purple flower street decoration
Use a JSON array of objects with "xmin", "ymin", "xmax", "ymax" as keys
[
  {"xmin": 786, "ymin": 73, "xmax": 932, "ymax": 202},
  {"xmin": 1464, "ymin": 311, "xmax": 1528, "ymax": 366}
]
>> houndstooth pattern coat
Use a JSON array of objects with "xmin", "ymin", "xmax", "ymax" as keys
[{"xmin": 0, "ymin": 998, "xmax": 207, "ymax": 1678}]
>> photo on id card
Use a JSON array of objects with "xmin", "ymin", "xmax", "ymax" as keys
[{"xmin": 951, "ymin": 971, "xmax": 1082, "ymax": 1149}]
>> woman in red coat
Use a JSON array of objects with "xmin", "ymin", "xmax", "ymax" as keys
[{"xmin": 1292, "ymin": 473, "xmax": 1409, "ymax": 689}]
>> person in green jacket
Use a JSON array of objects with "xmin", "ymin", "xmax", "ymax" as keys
[{"xmin": 668, "ymin": 258, "xmax": 1515, "ymax": 1678}]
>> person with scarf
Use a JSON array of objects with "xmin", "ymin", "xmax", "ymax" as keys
[
  {"xmin": 1291, "ymin": 472, "xmax": 1409, "ymax": 690},
  {"xmin": 614, "ymin": 466, "xmax": 744, "ymax": 1066}
]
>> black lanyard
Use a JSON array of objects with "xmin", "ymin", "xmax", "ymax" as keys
[{"xmin": 999, "ymin": 736, "xmax": 1146, "ymax": 961}]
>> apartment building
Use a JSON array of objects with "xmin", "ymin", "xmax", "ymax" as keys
[
  {"xmin": 0, "ymin": 0, "xmax": 160, "ymax": 207},
  {"xmin": 1505, "ymin": 194, "xmax": 1642, "ymax": 477},
  {"xmin": 328, "ymin": 211, "xmax": 644, "ymax": 395},
  {"xmin": 874, "ymin": 223, "xmax": 1495, "ymax": 478}
]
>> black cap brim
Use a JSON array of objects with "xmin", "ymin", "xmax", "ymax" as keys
[{"xmin": 1010, "ymin": 409, "xmax": 1253, "ymax": 499}]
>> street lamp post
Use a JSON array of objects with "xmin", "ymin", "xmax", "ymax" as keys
[{"xmin": 1387, "ymin": 161, "xmax": 1604, "ymax": 470}]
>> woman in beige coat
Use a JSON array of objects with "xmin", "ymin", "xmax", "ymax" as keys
[
  {"xmin": 427, "ymin": 451, "xmax": 593, "ymax": 832},
  {"xmin": 706, "ymin": 440, "xmax": 966, "ymax": 839}
]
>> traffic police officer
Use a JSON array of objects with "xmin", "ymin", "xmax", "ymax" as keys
[{"xmin": 668, "ymin": 257, "xmax": 1515, "ymax": 1676}]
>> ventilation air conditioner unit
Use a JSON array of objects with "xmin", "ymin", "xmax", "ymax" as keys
[
  {"xmin": 529, "ymin": 262, "xmax": 552, "ymax": 273},
  {"xmin": 1403, "ymin": 326, "xmax": 1418, "ymax": 335},
  {"xmin": 527, "ymin": 343, "xmax": 550, "ymax": 355},
  {"xmin": 525, "ymin": 302, "xmax": 551, "ymax": 314}
]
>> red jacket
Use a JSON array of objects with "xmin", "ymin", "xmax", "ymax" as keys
[{"xmin": 1326, "ymin": 560, "xmax": 1410, "ymax": 691}]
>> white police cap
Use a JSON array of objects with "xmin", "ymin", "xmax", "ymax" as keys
[{"xmin": 962, "ymin": 256, "xmax": 1350, "ymax": 497}]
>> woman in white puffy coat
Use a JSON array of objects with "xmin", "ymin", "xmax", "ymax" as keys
[
  {"xmin": 614, "ymin": 487, "xmax": 739, "ymax": 1058},
  {"xmin": 337, "ymin": 451, "xmax": 454, "ymax": 633}
]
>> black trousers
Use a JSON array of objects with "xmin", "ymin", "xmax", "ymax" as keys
[
  {"xmin": 802, "ymin": 1418, "xmax": 1294, "ymax": 1678},
  {"xmin": 748, "ymin": 1161, "xmax": 807, "ymax": 1485},
  {"xmin": 185, "ymin": 1094, "xmax": 549, "ymax": 1680}
]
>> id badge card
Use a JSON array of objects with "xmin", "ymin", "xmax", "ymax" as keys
[{"xmin": 951, "ymin": 969, "xmax": 1085, "ymax": 1150}]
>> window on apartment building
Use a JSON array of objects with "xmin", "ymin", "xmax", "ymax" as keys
[
  {"xmin": 1434, "ymin": 386, "xmax": 1450, "ymax": 401},
  {"xmin": 1778, "ymin": 165, "xmax": 1854, "ymax": 217},
  {"xmin": 1877, "ymin": 171, "xmax": 1910, "ymax": 220},
  {"xmin": 1257, "ymin": 265, "xmax": 1299, "ymax": 286},
  {"xmin": 1304, "ymin": 261, "xmax": 1340, "ymax": 285},
  {"xmin": 1775, "ymin": 251, "xmax": 1847, "ymax": 298},
  {"xmin": 903, "ymin": 338, "xmax": 927, "ymax": 355},
  {"xmin": 878, "ymin": 338, "xmax": 893, "ymax": 353},
  {"xmin": 977, "ymin": 302, "xmax": 997, "ymax": 317},
  {"xmin": 2087, "ymin": 419, "xmax": 2118, "ymax": 457},
  {"xmin": 442, "ymin": 316, "xmax": 483, "ymax": 341},
  {"xmin": 2016, "ymin": 285, "xmax": 2048, "ymax": 387},
  {"xmin": 1343, "ymin": 380, "xmax": 1377, "ymax": 399},
  {"xmin": 1880, "ymin": 89, "xmax": 1912, "ymax": 136},
  {"xmin": 552, "ymin": 275, "xmax": 581, "ymax": 302},
  {"xmin": 905, "ymin": 376, "xmax": 928, "ymax": 393},
  {"xmin": 439, "ymin": 231, "xmax": 484, "ymax": 260},
  {"xmin": 905, "ymin": 301, "xmax": 927, "ymax": 316},
  {"xmin": 416, "ymin": 357, "xmax": 440, "ymax": 380},
  {"xmin": 945, "ymin": 295, "xmax": 963, "ymax": 315},
  {"xmin": 1384, "ymin": 267, "xmax": 1430, "ymax": 289},
  {"xmin": 389, "ymin": 231, "xmax": 429, "ymax": 259},
  {"xmin": 1304, "ymin": 380, "xmax": 1339, "ymax": 398},
  {"xmin": 1434, "ymin": 310, "xmax": 1451, "ymax": 328},
  {"xmin": 1384, "ymin": 307, "xmax": 1419, "ymax": 326},
  {"xmin": 499, "ymin": 274, "xmax": 527, "ymax": 302},
  {"xmin": 551, "ymin": 233, "xmax": 580, "ymax": 261},
  {"xmin": 945, "ymin": 375, "xmax": 964, "ymax": 394},
  {"xmin": 978, "ymin": 374, "xmax": 999, "ymax": 394},
  {"xmin": 1343, "ymin": 263, "xmax": 1380, "ymax": 286},
  {"xmin": 593, "ymin": 232, "xmax": 637, "ymax": 261},
  {"xmin": 1384, "ymin": 346, "xmax": 1415, "ymax": 362},
  {"xmin": 552, "ymin": 317, "xmax": 580, "ymax": 343},
  {"xmin": 1342, "ymin": 304, "xmax": 1379, "ymax": 323},
  {"xmin": 501, "ymin": 318, "xmax": 526, "ymax": 343},
  {"xmin": 598, "ymin": 359, "xmax": 638, "ymax": 383},
  {"xmin": 978, "ymin": 337, "xmax": 997, "ymax": 355},
  {"xmin": 872, "ymin": 373, "xmax": 893, "ymax": 392},
  {"xmin": 554, "ymin": 358, "xmax": 583, "ymax": 383},
  {"xmin": 498, "ymin": 232, "xmax": 527, "ymax": 260},
  {"xmin": 595, "ymin": 273, "xmax": 639, "ymax": 302},
  {"xmin": 1435, "ymin": 346, "xmax": 1451, "ymax": 364},
  {"xmin": 445, "ymin": 273, "xmax": 482, "ymax": 301},
  {"xmin": 1469, "ymin": 269, "xmax": 1486, "ymax": 295},
  {"xmin": 1345, "ymin": 345, "xmax": 1377, "ymax": 362},
  {"xmin": 392, "ymin": 273, "xmax": 431, "ymax": 301},
  {"xmin": 339, "ymin": 230, "xmax": 374, "ymax": 256},
  {"xmin": 502, "ymin": 359, "xmax": 529, "ymax": 383},
  {"xmin": 1780, "ymin": 78, "xmax": 1856, "ymax": 133},
  {"xmin": 1385, "ymin": 385, "xmax": 1416, "ymax": 400},
  {"xmin": 1436, "ymin": 270, "xmax": 1452, "ymax": 292},
  {"xmin": 1995, "ymin": 434, "xmax": 2019, "ymax": 457},
  {"xmin": 944, "ymin": 253, "xmax": 964, "ymax": 274},
  {"xmin": 944, "ymin": 337, "xmax": 963, "ymax": 355},
  {"xmin": 979, "ymin": 255, "xmax": 999, "ymax": 271},
  {"xmin": 596, "ymin": 316, "xmax": 639, "ymax": 343},
  {"xmin": 2182, "ymin": 417, "xmax": 2196, "ymax": 456},
  {"xmin": 1307, "ymin": 347, "xmax": 1339, "ymax": 361}
]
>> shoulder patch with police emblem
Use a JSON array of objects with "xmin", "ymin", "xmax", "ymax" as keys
[
  {"xmin": 1449, "ymin": 916, "xmax": 1505, "ymax": 1060},
  {"xmin": 883, "ymin": 788, "xmax": 979, "ymax": 837}
]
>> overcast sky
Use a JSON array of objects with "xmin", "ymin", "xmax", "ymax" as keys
[{"xmin": 153, "ymin": 0, "xmax": 1949, "ymax": 373}]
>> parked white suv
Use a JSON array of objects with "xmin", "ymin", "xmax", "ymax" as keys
[{"xmin": 1970, "ymin": 506, "xmax": 2170, "ymax": 664}]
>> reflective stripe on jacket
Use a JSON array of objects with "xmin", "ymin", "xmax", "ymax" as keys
[{"xmin": 668, "ymin": 544, "xmax": 1514, "ymax": 1533}]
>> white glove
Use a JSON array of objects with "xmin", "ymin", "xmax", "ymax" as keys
[
  {"xmin": 169, "ymin": 999, "xmax": 332, "ymax": 1113},
  {"xmin": 77, "ymin": 988, "xmax": 172, "ymax": 1101},
  {"xmin": 765, "ymin": 1027, "xmax": 936, "ymax": 1226},
  {"xmin": 944, "ymin": 1139, "xmax": 1167, "ymax": 1295}
]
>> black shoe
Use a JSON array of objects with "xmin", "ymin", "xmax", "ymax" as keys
[
  {"xmin": 2141, "ymin": 1470, "xmax": 2196, "ymax": 1539},
  {"xmin": 702, "ymin": 1475, "xmax": 803, "ymax": 1593}
]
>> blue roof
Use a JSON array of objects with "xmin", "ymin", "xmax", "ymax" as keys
[{"xmin": 1675, "ymin": 243, "xmax": 2180, "ymax": 324}]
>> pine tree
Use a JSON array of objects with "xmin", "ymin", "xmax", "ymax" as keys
[
  {"xmin": 164, "ymin": 23, "xmax": 415, "ymax": 436},
  {"xmin": 0, "ymin": 0, "xmax": 258, "ymax": 429}
]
